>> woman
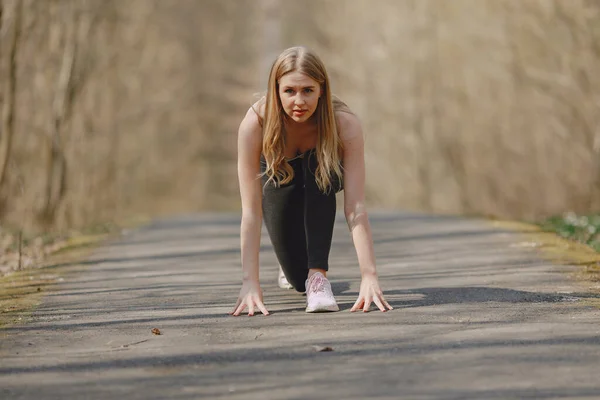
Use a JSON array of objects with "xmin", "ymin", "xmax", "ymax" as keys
[{"xmin": 231, "ymin": 46, "xmax": 392, "ymax": 316}]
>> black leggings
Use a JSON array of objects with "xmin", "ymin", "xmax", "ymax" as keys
[{"xmin": 261, "ymin": 149, "xmax": 343, "ymax": 292}]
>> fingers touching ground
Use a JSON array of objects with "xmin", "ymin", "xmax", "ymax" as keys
[
  {"xmin": 373, "ymin": 296, "xmax": 386, "ymax": 312},
  {"xmin": 351, "ymin": 293, "xmax": 393, "ymax": 313},
  {"xmin": 229, "ymin": 298, "xmax": 242, "ymax": 315},
  {"xmin": 350, "ymin": 296, "xmax": 374, "ymax": 312},
  {"xmin": 383, "ymin": 298, "xmax": 393, "ymax": 310},
  {"xmin": 231, "ymin": 302, "xmax": 247, "ymax": 316},
  {"xmin": 350, "ymin": 297, "xmax": 364, "ymax": 312},
  {"xmin": 230, "ymin": 281, "xmax": 270, "ymax": 317},
  {"xmin": 372, "ymin": 292, "xmax": 393, "ymax": 312},
  {"xmin": 230, "ymin": 296, "xmax": 270, "ymax": 317},
  {"xmin": 256, "ymin": 300, "xmax": 270, "ymax": 316}
]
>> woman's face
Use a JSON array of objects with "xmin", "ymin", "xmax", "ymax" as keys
[{"xmin": 278, "ymin": 71, "xmax": 321, "ymax": 124}]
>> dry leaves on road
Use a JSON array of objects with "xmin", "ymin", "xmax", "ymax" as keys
[{"xmin": 312, "ymin": 345, "xmax": 333, "ymax": 352}]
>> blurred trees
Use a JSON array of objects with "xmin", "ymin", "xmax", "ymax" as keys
[
  {"xmin": 0, "ymin": 0, "xmax": 20, "ymax": 213},
  {"xmin": 0, "ymin": 0, "xmax": 599, "ymax": 233},
  {"xmin": 280, "ymin": 0, "xmax": 600, "ymax": 220},
  {"xmin": 0, "ymin": 0, "xmax": 261, "ymax": 233}
]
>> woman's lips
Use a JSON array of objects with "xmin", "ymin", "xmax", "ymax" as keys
[{"xmin": 293, "ymin": 109, "xmax": 307, "ymax": 116}]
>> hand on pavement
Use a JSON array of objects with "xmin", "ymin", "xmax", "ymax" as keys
[
  {"xmin": 351, "ymin": 274, "xmax": 393, "ymax": 312},
  {"xmin": 230, "ymin": 280, "xmax": 270, "ymax": 316}
]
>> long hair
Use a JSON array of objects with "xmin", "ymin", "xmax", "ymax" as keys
[{"xmin": 259, "ymin": 46, "xmax": 351, "ymax": 193}]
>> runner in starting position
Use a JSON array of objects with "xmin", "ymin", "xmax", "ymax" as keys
[{"xmin": 231, "ymin": 46, "xmax": 392, "ymax": 315}]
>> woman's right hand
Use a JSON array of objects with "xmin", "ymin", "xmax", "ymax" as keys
[{"xmin": 229, "ymin": 280, "xmax": 270, "ymax": 316}]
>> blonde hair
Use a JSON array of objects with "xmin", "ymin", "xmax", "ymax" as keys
[{"xmin": 258, "ymin": 46, "xmax": 351, "ymax": 193}]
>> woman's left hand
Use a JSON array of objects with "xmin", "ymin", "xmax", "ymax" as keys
[{"xmin": 351, "ymin": 274, "xmax": 393, "ymax": 312}]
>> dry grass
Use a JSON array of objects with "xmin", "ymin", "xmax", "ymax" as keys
[
  {"xmin": 0, "ymin": 240, "xmax": 98, "ymax": 327},
  {"xmin": 492, "ymin": 219, "xmax": 600, "ymax": 286}
]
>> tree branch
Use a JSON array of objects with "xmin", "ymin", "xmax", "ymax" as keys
[{"xmin": 0, "ymin": 0, "xmax": 22, "ymax": 206}]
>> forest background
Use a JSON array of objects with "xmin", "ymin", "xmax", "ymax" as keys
[{"xmin": 0, "ymin": 0, "xmax": 599, "ymax": 248}]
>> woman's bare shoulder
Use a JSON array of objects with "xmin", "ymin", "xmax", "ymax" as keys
[
  {"xmin": 239, "ymin": 106, "xmax": 262, "ymax": 136},
  {"xmin": 251, "ymin": 96, "xmax": 266, "ymax": 122},
  {"xmin": 335, "ymin": 110, "xmax": 362, "ymax": 142}
]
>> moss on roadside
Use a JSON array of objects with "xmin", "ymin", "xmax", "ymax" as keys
[
  {"xmin": 0, "ymin": 243, "xmax": 100, "ymax": 328},
  {"xmin": 0, "ymin": 215, "xmax": 149, "ymax": 329},
  {"xmin": 538, "ymin": 212, "xmax": 600, "ymax": 253},
  {"xmin": 491, "ymin": 215, "xmax": 600, "ymax": 288}
]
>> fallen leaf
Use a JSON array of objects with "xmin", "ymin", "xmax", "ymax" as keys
[
  {"xmin": 312, "ymin": 345, "xmax": 333, "ymax": 352},
  {"xmin": 151, "ymin": 328, "xmax": 161, "ymax": 335}
]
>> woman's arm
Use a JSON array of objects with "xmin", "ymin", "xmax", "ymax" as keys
[
  {"xmin": 338, "ymin": 112, "xmax": 393, "ymax": 312},
  {"xmin": 230, "ymin": 107, "xmax": 269, "ymax": 316}
]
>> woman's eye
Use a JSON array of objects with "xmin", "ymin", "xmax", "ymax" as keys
[
  {"xmin": 304, "ymin": 89, "xmax": 313, "ymax": 93},
  {"xmin": 284, "ymin": 89, "xmax": 294, "ymax": 94}
]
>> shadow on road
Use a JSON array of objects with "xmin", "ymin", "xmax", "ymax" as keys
[{"xmin": 341, "ymin": 286, "xmax": 599, "ymax": 309}]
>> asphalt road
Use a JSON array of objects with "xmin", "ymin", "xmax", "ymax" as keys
[{"xmin": 1, "ymin": 211, "xmax": 599, "ymax": 400}]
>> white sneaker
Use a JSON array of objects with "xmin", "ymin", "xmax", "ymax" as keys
[
  {"xmin": 305, "ymin": 272, "xmax": 339, "ymax": 312},
  {"xmin": 278, "ymin": 266, "xmax": 293, "ymax": 289}
]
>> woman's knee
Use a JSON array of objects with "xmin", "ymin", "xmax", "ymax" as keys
[{"xmin": 283, "ymin": 268, "xmax": 308, "ymax": 292}]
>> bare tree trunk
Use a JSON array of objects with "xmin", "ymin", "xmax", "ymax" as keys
[
  {"xmin": 589, "ymin": 134, "xmax": 600, "ymax": 211},
  {"xmin": 39, "ymin": 4, "xmax": 78, "ymax": 226},
  {"xmin": 104, "ymin": 0, "xmax": 120, "ymax": 217},
  {"xmin": 0, "ymin": 0, "xmax": 22, "ymax": 213},
  {"xmin": 260, "ymin": 0, "xmax": 280, "ymax": 90},
  {"xmin": 17, "ymin": 229, "xmax": 21, "ymax": 270},
  {"xmin": 413, "ymin": 3, "xmax": 438, "ymax": 212}
]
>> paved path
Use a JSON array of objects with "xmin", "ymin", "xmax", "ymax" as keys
[{"xmin": 1, "ymin": 212, "xmax": 600, "ymax": 399}]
